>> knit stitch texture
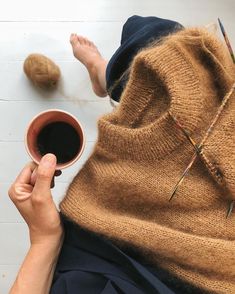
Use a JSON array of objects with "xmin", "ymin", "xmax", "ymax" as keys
[{"xmin": 60, "ymin": 28, "xmax": 235, "ymax": 293}]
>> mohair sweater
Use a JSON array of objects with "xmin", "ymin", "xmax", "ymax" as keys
[{"xmin": 60, "ymin": 28, "xmax": 235, "ymax": 293}]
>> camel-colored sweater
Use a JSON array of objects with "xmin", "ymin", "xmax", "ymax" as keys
[{"xmin": 60, "ymin": 28, "xmax": 235, "ymax": 293}]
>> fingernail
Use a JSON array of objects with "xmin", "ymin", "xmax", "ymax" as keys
[{"xmin": 41, "ymin": 154, "xmax": 56, "ymax": 167}]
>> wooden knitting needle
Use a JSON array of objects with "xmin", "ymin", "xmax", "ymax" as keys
[
  {"xmin": 218, "ymin": 18, "xmax": 235, "ymax": 63},
  {"xmin": 227, "ymin": 200, "xmax": 234, "ymax": 218},
  {"xmin": 168, "ymin": 113, "xmax": 202, "ymax": 202}
]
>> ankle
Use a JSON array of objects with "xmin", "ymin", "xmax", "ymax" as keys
[{"xmin": 86, "ymin": 57, "xmax": 106, "ymax": 72}]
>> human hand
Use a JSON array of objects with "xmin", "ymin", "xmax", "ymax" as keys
[{"xmin": 8, "ymin": 154, "xmax": 64, "ymax": 247}]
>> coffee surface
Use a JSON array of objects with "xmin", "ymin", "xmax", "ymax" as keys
[{"xmin": 37, "ymin": 121, "xmax": 81, "ymax": 164}]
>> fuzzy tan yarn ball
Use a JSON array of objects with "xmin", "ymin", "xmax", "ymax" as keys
[{"xmin": 23, "ymin": 53, "xmax": 61, "ymax": 89}]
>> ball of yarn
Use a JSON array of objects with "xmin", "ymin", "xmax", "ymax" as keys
[{"xmin": 23, "ymin": 53, "xmax": 61, "ymax": 89}]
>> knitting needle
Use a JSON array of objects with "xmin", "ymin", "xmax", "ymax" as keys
[
  {"xmin": 226, "ymin": 200, "xmax": 234, "ymax": 218},
  {"xmin": 218, "ymin": 18, "xmax": 235, "ymax": 64},
  {"xmin": 169, "ymin": 152, "xmax": 198, "ymax": 201},
  {"xmin": 169, "ymin": 84, "xmax": 235, "ymax": 217},
  {"xmin": 169, "ymin": 113, "xmax": 201, "ymax": 154},
  {"xmin": 168, "ymin": 113, "xmax": 202, "ymax": 201},
  {"xmin": 169, "ymin": 136, "xmax": 235, "ymax": 218}
]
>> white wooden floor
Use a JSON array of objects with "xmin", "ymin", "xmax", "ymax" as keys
[{"xmin": 0, "ymin": 0, "xmax": 234, "ymax": 293}]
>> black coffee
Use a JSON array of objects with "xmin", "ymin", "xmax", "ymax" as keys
[{"xmin": 37, "ymin": 121, "xmax": 81, "ymax": 164}]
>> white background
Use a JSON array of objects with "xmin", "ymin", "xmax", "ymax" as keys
[{"xmin": 0, "ymin": 0, "xmax": 234, "ymax": 293}]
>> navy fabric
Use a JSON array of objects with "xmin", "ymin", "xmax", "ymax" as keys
[
  {"xmin": 106, "ymin": 15, "xmax": 184, "ymax": 102},
  {"xmin": 50, "ymin": 215, "xmax": 175, "ymax": 294}
]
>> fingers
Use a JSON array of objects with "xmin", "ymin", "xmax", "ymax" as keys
[
  {"xmin": 8, "ymin": 183, "xmax": 33, "ymax": 203},
  {"xmin": 9, "ymin": 162, "xmax": 36, "ymax": 204},
  {"xmin": 14, "ymin": 161, "xmax": 37, "ymax": 185},
  {"xmin": 30, "ymin": 167, "xmax": 38, "ymax": 186},
  {"xmin": 33, "ymin": 154, "xmax": 57, "ymax": 197},
  {"xmin": 30, "ymin": 168, "xmax": 62, "ymax": 186},
  {"xmin": 9, "ymin": 153, "xmax": 59, "ymax": 205}
]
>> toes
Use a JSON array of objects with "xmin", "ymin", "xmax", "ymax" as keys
[
  {"xmin": 76, "ymin": 35, "xmax": 93, "ymax": 46},
  {"xmin": 70, "ymin": 34, "xmax": 96, "ymax": 49},
  {"xmin": 77, "ymin": 35, "xmax": 87, "ymax": 45},
  {"xmin": 85, "ymin": 38, "xmax": 95, "ymax": 47},
  {"xmin": 90, "ymin": 41, "xmax": 97, "ymax": 48},
  {"xmin": 84, "ymin": 38, "xmax": 91, "ymax": 45},
  {"xmin": 70, "ymin": 34, "xmax": 90, "ymax": 48},
  {"xmin": 70, "ymin": 33, "xmax": 79, "ymax": 46},
  {"xmin": 87, "ymin": 39, "xmax": 93, "ymax": 46}
]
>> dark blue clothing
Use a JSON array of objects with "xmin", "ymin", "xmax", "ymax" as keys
[
  {"xmin": 50, "ymin": 215, "xmax": 207, "ymax": 294},
  {"xmin": 106, "ymin": 15, "xmax": 184, "ymax": 102},
  {"xmin": 50, "ymin": 215, "xmax": 175, "ymax": 294}
]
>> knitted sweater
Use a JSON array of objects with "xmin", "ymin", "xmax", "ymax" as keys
[{"xmin": 60, "ymin": 28, "xmax": 235, "ymax": 293}]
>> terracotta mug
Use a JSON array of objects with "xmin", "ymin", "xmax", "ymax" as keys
[{"xmin": 24, "ymin": 109, "xmax": 85, "ymax": 169}]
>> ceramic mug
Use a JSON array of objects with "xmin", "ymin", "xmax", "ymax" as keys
[{"xmin": 24, "ymin": 109, "xmax": 85, "ymax": 169}]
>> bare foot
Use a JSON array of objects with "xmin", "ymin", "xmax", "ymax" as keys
[{"xmin": 70, "ymin": 33, "xmax": 107, "ymax": 97}]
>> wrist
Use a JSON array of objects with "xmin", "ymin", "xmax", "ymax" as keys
[
  {"xmin": 29, "ymin": 241, "xmax": 63, "ymax": 264},
  {"xmin": 29, "ymin": 225, "xmax": 64, "ymax": 245},
  {"xmin": 30, "ymin": 231, "xmax": 64, "ymax": 253}
]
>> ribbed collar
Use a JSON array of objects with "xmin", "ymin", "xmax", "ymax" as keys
[{"xmin": 97, "ymin": 29, "xmax": 234, "ymax": 162}]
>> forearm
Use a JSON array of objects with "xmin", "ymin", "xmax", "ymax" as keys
[{"xmin": 10, "ymin": 240, "xmax": 63, "ymax": 294}]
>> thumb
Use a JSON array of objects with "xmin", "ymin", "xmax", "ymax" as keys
[{"xmin": 33, "ymin": 153, "xmax": 57, "ymax": 197}]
